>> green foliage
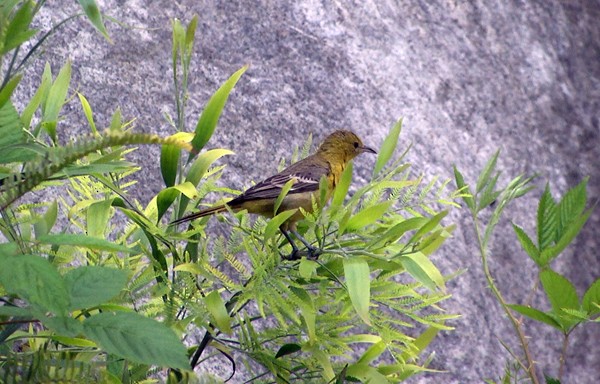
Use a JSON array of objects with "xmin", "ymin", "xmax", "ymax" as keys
[
  {"xmin": 0, "ymin": 7, "xmax": 460, "ymax": 384},
  {"xmin": 455, "ymin": 153, "xmax": 597, "ymax": 384}
]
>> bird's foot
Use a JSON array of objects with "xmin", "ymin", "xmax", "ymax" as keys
[{"xmin": 281, "ymin": 247, "xmax": 321, "ymax": 261}]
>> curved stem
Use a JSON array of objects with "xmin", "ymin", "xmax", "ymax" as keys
[
  {"xmin": 559, "ymin": 331, "xmax": 569, "ymax": 380},
  {"xmin": 473, "ymin": 214, "xmax": 540, "ymax": 384}
]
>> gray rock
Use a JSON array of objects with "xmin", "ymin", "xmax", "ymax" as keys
[{"xmin": 14, "ymin": 1, "xmax": 599, "ymax": 382}]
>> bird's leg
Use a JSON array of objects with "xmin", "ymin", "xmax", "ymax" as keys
[
  {"xmin": 289, "ymin": 229, "xmax": 321, "ymax": 260},
  {"xmin": 280, "ymin": 228, "xmax": 301, "ymax": 260}
]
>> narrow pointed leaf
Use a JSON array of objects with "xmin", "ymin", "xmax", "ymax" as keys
[
  {"xmin": 37, "ymin": 234, "xmax": 133, "ymax": 253},
  {"xmin": 189, "ymin": 65, "xmax": 247, "ymax": 158},
  {"xmin": 43, "ymin": 61, "xmax": 72, "ymax": 141},
  {"xmin": 264, "ymin": 209, "xmax": 297, "ymax": 242},
  {"xmin": 537, "ymin": 184, "xmax": 557, "ymax": 250},
  {"xmin": 373, "ymin": 118, "xmax": 402, "ymax": 177},
  {"xmin": 399, "ymin": 252, "xmax": 445, "ymax": 291},
  {"xmin": 453, "ymin": 165, "xmax": 475, "ymax": 211},
  {"xmin": 205, "ymin": 290, "xmax": 233, "ymax": 335},
  {"xmin": 343, "ymin": 200, "xmax": 392, "ymax": 233},
  {"xmin": 343, "ymin": 258, "xmax": 371, "ymax": 325},
  {"xmin": 332, "ymin": 161, "xmax": 353, "ymax": 207},
  {"xmin": 0, "ymin": 74, "xmax": 22, "ymax": 109},
  {"xmin": 582, "ymin": 279, "xmax": 600, "ymax": 315},
  {"xmin": 475, "ymin": 150, "xmax": 499, "ymax": 193},
  {"xmin": 77, "ymin": 0, "xmax": 112, "ymax": 42},
  {"xmin": 274, "ymin": 178, "xmax": 296, "ymax": 215},
  {"xmin": 512, "ymin": 223, "xmax": 540, "ymax": 265},
  {"xmin": 508, "ymin": 304, "xmax": 562, "ymax": 330}
]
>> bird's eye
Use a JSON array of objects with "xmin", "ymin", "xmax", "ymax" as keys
[{"xmin": 353, "ymin": 142, "xmax": 359, "ymax": 148}]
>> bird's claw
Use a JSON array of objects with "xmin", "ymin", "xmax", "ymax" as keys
[{"xmin": 282, "ymin": 247, "xmax": 321, "ymax": 261}]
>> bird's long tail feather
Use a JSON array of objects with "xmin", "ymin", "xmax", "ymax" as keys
[{"xmin": 170, "ymin": 204, "xmax": 228, "ymax": 225}]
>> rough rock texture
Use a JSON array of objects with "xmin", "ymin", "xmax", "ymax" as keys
[{"xmin": 16, "ymin": 1, "xmax": 599, "ymax": 382}]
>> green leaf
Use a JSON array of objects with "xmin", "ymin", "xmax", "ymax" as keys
[
  {"xmin": 77, "ymin": 0, "xmax": 111, "ymax": 42},
  {"xmin": 453, "ymin": 165, "xmax": 475, "ymax": 211},
  {"xmin": 332, "ymin": 161, "xmax": 353, "ymax": 207},
  {"xmin": 37, "ymin": 234, "xmax": 133, "ymax": 253},
  {"xmin": 512, "ymin": 223, "xmax": 540, "ymax": 265},
  {"xmin": 367, "ymin": 216, "xmax": 428, "ymax": 250},
  {"xmin": 160, "ymin": 143, "xmax": 179, "ymax": 187},
  {"xmin": 205, "ymin": 290, "xmax": 232, "ymax": 335},
  {"xmin": 2, "ymin": 1, "xmax": 37, "ymax": 54},
  {"xmin": 275, "ymin": 343, "xmax": 301, "ymax": 358},
  {"xmin": 356, "ymin": 341, "xmax": 386, "ymax": 365},
  {"xmin": 557, "ymin": 178, "xmax": 588, "ymax": 237},
  {"xmin": 401, "ymin": 326, "xmax": 439, "ymax": 361},
  {"xmin": 157, "ymin": 182, "xmax": 198, "ymax": 221},
  {"xmin": 83, "ymin": 312, "xmax": 189, "ymax": 370},
  {"xmin": 185, "ymin": 148, "xmax": 233, "ymax": 186},
  {"xmin": 264, "ymin": 210, "xmax": 297, "ymax": 242},
  {"xmin": 540, "ymin": 269, "xmax": 579, "ymax": 317},
  {"xmin": 537, "ymin": 184, "xmax": 558, "ymax": 250},
  {"xmin": 64, "ymin": 266, "xmax": 128, "ymax": 310},
  {"xmin": 43, "ymin": 60, "xmax": 72, "ymax": 142},
  {"xmin": 409, "ymin": 210, "xmax": 448, "ymax": 244},
  {"xmin": 477, "ymin": 172, "xmax": 501, "ymax": 211},
  {"xmin": 399, "ymin": 252, "xmax": 445, "ymax": 291},
  {"xmin": 40, "ymin": 315, "xmax": 83, "ymax": 337},
  {"xmin": 0, "ymin": 74, "xmax": 22, "ymax": 109},
  {"xmin": 343, "ymin": 258, "xmax": 371, "ymax": 325},
  {"xmin": 475, "ymin": 150, "xmax": 499, "ymax": 193},
  {"xmin": 189, "ymin": 65, "xmax": 247, "ymax": 158},
  {"xmin": 544, "ymin": 375, "xmax": 561, "ymax": 384},
  {"xmin": 0, "ymin": 100, "xmax": 23, "ymax": 150},
  {"xmin": 33, "ymin": 201, "xmax": 58, "ymax": 238},
  {"xmin": 582, "ymin": 279, "xmax": 600, "ymax": 315},
  {"xmin": 78, "ymin": 92, "xmax": 97, "ymax": 134},
  {"xmin": 343, "ymin": 200, "xmax": 392, "ymax": 233},
  {"xmin": 87, "ymin": 199, "xmax": 113, "ymax": 238},
  {"xmin": 274, "ymin": 178, "xmax": 296, "ymax": 215},
  {"xmin": 507, "ymin": 304, "xmax": 562, "ymax": 330},
  {"xmin": 373, "ymin": 118, "xmax": 402, "ymax": 177},
  {"xmin": 0, "ymin": 254, "xmax": 69, "ymax": 315},
  {"xmin": 540, "ymin": 207, "xmax": 593, "ymax": 264},
  {"xmin": 21, "ymin": 63, "xmax": 52, "ymax": 129}
]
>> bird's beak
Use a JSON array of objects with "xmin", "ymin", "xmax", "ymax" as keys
[{"xmin": 360, "ymin": 145, "xmax": 377, "ymax": 154}]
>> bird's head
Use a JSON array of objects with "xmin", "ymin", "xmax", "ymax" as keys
[{"xmin": 317, "ymin": 130, "xmax": 377, "ymax": 163}]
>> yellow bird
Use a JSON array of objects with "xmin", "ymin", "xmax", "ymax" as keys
[{"xmin": 172, "ymin": 130, "xmax": 376, "ymax": 259}]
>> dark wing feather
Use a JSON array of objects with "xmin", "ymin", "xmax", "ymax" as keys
[{"xmin": 229, "ymin": 156, "xmax": 330, "ymax": 203}]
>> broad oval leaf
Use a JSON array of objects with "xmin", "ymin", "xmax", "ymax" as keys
[
  {"xmin": 343, "ymin": 258, "xmax": 371, "ymax": 325},
  {"xmin": 64, "ymin": 266, "xmax": 128, "ymax": 310},
  {"xmin": 0, "ymin": 254, "xmax": 69, "ymax": 315},
  {"xmin": 83, "ymin": 311, "xmax": 189, "ymax": 370}
]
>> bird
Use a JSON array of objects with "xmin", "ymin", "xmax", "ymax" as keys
[{"xmin": 171, "ymin": 130, "xmax": 377, "ymax": 259}]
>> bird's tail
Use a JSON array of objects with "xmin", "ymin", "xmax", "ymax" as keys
[{"xmin": 170, "ymin": 204, "xmax": 228, "ymax": 226}]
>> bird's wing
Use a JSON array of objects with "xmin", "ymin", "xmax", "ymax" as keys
[{"xmin": 230, "ymin": 159, "xmax": 330, "ymax": 202}]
